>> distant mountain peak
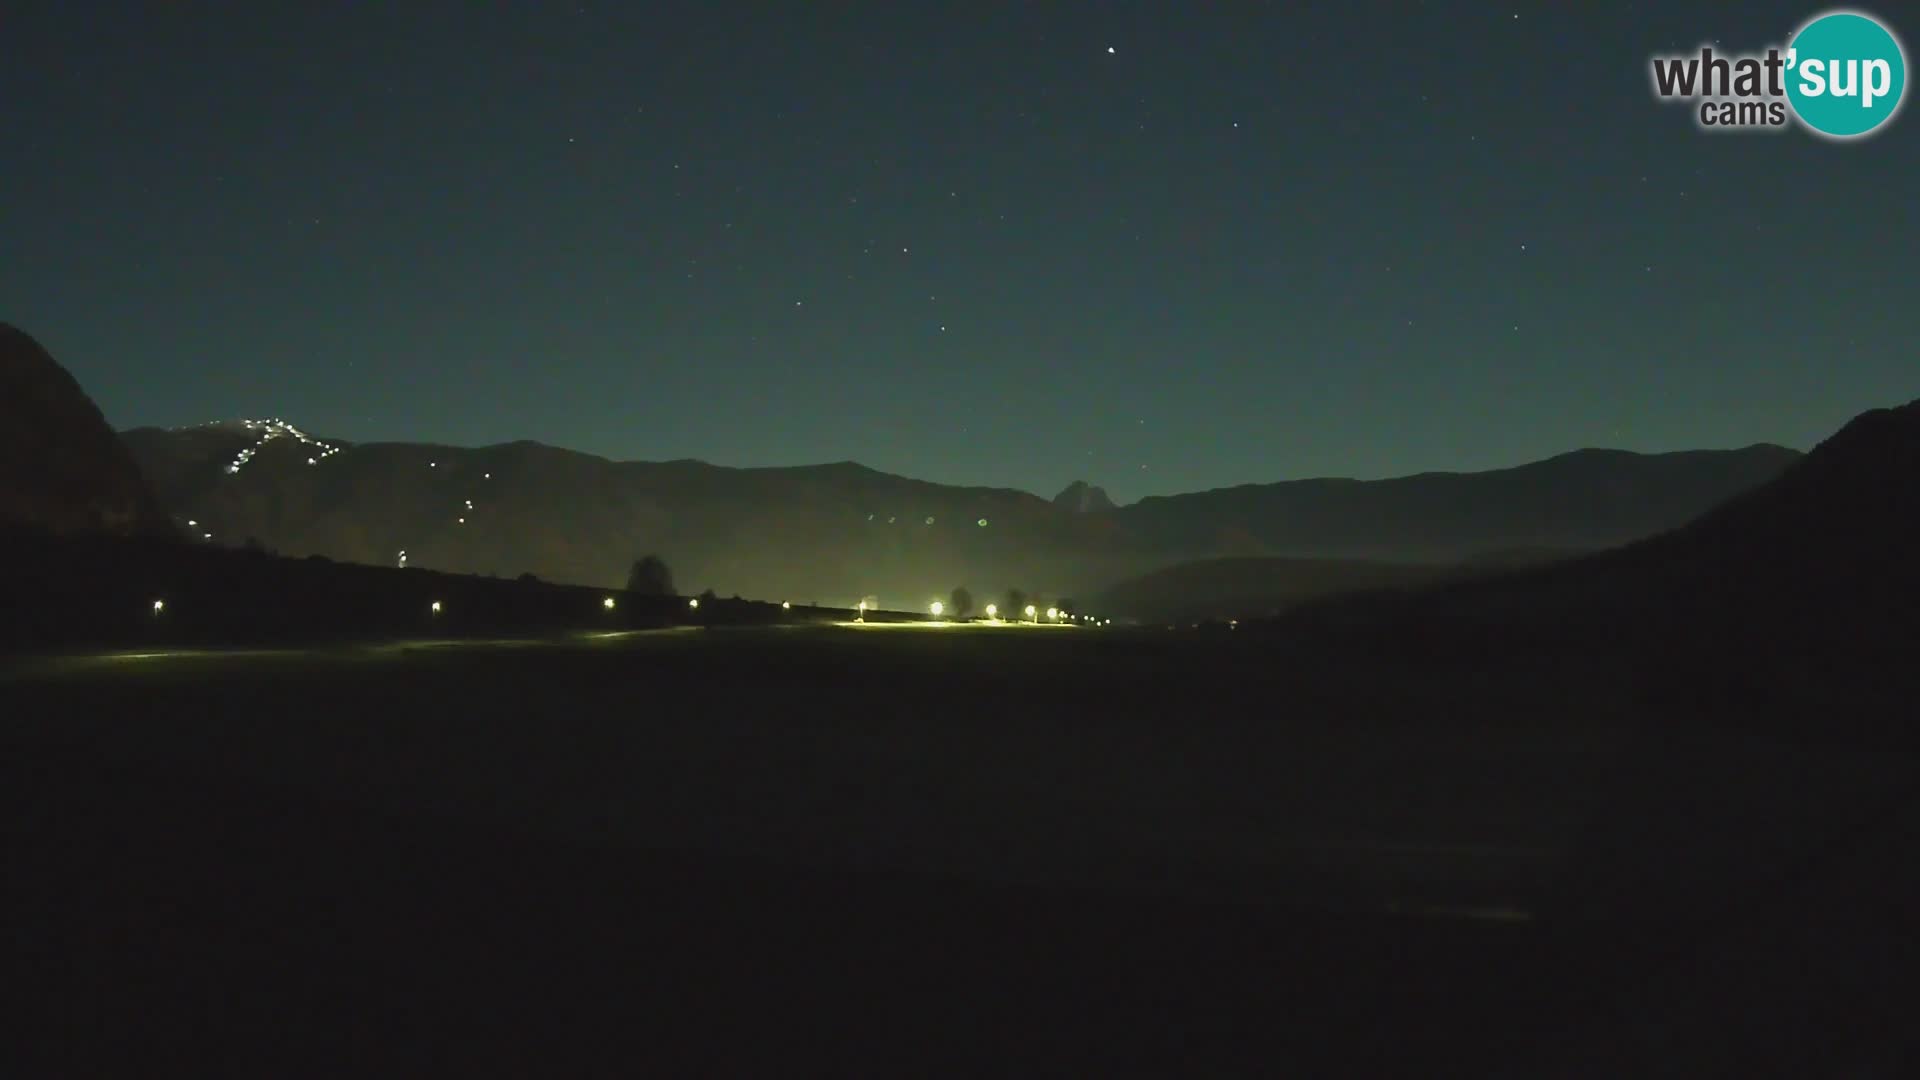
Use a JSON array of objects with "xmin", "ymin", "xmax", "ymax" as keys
[{"xmin": 1053, "ymin": 480, "xmax": 1116, "ymax": 513}]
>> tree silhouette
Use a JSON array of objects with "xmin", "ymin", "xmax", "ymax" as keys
[
  {"xmin": 950, "ymin": 586, "xmax": 975, "ymax": 619},
  {"xmin": 626, "ymin": 554, "xmax": 674, "ymax": 596},
  {"xmin": 1005, "ymin": 589, "xmax": 1027, "ymax": 620}
]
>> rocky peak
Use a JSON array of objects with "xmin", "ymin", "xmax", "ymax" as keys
[
  {"xmin": 1053, "ymin": 480, "xmax": 1116, "ymax": 513},
  {"xmin": 0, "ymin": 324, "xmax": 174, "ymax": 538}
]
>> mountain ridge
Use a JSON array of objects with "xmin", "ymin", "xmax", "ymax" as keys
[
  {"xmin": 120, "ymin": 414, "xmax": 1802, "ymax": 605},
  {"xmin": 125, "ymin": 420, "xmax": 1804, "ymax": 505}
]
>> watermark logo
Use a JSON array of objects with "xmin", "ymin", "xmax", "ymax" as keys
[{"xmin": 1650, "ymin": 8, "xmax": 1907, "ymax": 140}]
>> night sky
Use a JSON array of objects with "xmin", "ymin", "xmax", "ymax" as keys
[{"xmin": 4, "ymin": 2, "xmax": 1913, "ymax": 502}]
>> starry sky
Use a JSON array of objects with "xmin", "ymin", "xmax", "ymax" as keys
[{"xmin": 3, "ymin": 1, "xmax": 1914, "ymax": 502}]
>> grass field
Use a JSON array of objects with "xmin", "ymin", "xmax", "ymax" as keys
[{"xmin": 7, "ymin": 623, "xmax": 1917, "ymax": 1073}]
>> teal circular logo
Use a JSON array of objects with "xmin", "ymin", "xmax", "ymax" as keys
[{"xmin": 1786, "ymin": 10, "xmax": 1907, "ymax": 139}]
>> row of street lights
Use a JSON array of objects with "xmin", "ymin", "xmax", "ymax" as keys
[
  {"xmin": 145, "ymin": 593, "xmax": 1111, "ymax": 627},
  {"xmin": 936, "ymin": 601, "xmax": 1108, "ymax": 626}
]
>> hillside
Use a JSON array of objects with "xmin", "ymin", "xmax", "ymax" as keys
[
  {"xmin": 0, "ymin": 324, "xmax": 173, "ymax": 539},
  {"xmin": 1263, "ymin": 398, "xmax": 1920, "ymax": 732},
  {"xmin": 118, "ymin": 426, "xmax": 1129, "ymax": 608},
  {"xmin": 120, "ymin": 421, "xmax": 1799, "ymax": 604}
]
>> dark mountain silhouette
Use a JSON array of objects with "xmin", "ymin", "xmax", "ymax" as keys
[
  {"xmin": 120, "ymin": 420, "xmax": 1799, "ymax": 604},
  {"xmin": 0, "ymin": 324, "xmax": 172, "ymax": 539},
  {"xmin": 1265, "ymin": 398, "xmax": 1920, "ymax": 738},
  {"xmin": 1613, "ymin": 395, "xmax": 1920, "ymax": 649},
  {"xmin": 1053, "ymin": 480, "xmax": 1116, "ymax": 513},
  {"xmin": 1456, "ymin": 545, "xmax": 1593, "ymax": 569}
]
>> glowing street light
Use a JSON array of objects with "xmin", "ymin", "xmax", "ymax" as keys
[
  {"xmin": 1024, "ymin": 604, "xmax": 1037, "ymax": 622},
  {"xmin": 782, "ymin": 601, "xmax": 792, "ymax": 610},
  {"xmin": 1046, "ymin": 607, "xmax": 1058, "ymax": 621},
  {"xmin": 984, "ymin": 603, "xmax": 998, "ymax": 620},
  {"xmin": 430, "ymin": 601, "xmax": 443, "ymax": 615},
  {"xmin": 688, "ymin": 597, "xmax": 699, "ymax": 610},
  {"xmin": 151, "ymin": 599, "xmax": 165, "ymax": 615},
  {"xmin": 603, "ymin": 597, "xmax": 617, "ymax": 611},
  {"xmin": 929, "ymin": 600, "xmax": 944, "ymax": 617}
]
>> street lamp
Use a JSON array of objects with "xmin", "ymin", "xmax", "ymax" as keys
[
  {"xmin": 688, "ymin": 597, "xmax": 699, "ymax": 610},
  {"xmin": 430, "ymin": 601, "xmax": 442, "ymax": 615},
  {"xmin": 857, "ymin": 600, "xmax": 866, "ymax": 622},
  {"xmin": 984, "ymin": 603, "xmax": 998, "ymax": 620},
  {"xmin": 603, "ymin": 597, "xmax": 616, "ymax": 611},
  {"xmin": 151, "ymin": 599, "xmax": 165, "ymax": 616},
  {"xmin": 929, "ymin": 600, "xmax": 944, "ymax": 617},
  {"xmin": 1046, "ymin": 607, "xmax": 1058, "ymax": 621},
  {"xmin": 782, "ymin": 601, "xmax": 791, "ymax": 610},
  {"xmin": 1024, "ymin": 604, "xmax": 1037, "ymax": 622}
]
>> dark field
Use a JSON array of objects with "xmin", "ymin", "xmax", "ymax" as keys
[{"xmin": 7, "ymin": 625, "xmax": 1919, "ymax": 1074}]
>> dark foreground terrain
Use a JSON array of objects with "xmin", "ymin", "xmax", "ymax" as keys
[{"xmin": 7, "ymin": 625, "xmax": 1919, "ymax": 1075}]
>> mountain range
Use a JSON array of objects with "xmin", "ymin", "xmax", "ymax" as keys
[
  {"xmin": 116, "ymin": 421, "xmax": 1799, "ymax": 611},
  {"xmin": 0, "ymin": 322, "xmax": 1813, "ymax": 612}
]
